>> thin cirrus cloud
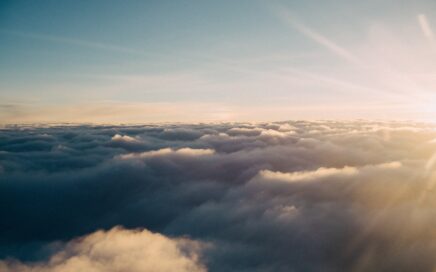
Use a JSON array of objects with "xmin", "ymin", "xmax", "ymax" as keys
[
  {"xmin": 418, "ymin": 14, "xmax": 435, "ymax": 43},
  {"xmin": 275, "ymin": 8, "xmax": 363, "ymax": 66},
  {"xmin": 0, "ymin": 29, "xmax": 162, "ymax": 58},
  {"xmin": 274, "ymin": 7, "xmax": 436, "ymax": 112}
]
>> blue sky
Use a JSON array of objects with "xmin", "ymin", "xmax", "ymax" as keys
[{"xmin": 1, "ymin": 0, "xmax": 436, "ymax": 123}]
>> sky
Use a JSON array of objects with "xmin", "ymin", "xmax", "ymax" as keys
[{"xmin": 1, "ymin": 0, "xmax": 436, "ymax": 123}]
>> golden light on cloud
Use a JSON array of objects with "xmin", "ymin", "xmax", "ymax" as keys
[
  {"xmin": 119, "ymin": 147, "xmax": 215, "ymax": 160},
  {"xmin": 0, "ymin": 227, "xmax": 206, "ymax": 272}
]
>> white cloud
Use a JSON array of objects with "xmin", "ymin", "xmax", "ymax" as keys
[
  {"xmin": 277, "ymin": 123, "xmax": 297, "ymax": 132},
  {"xmin": 111, "ymin": 134, "xmax": 141, "ymax": 143},
  {"xmin": 0, "ymin": 227, "xmax": 205, "ymax": 272},
  {"xmin": 259, "ymin": 166, "xmax": 358, "ymax": 183},
  {"xmin": 257, "ymin": 161, "xmax": 402, "ymax": 183},
  {"xmin": 260, "ymin": 129, "xmax": 295, "ymax": 138},
  {"xmin": 227, "ymin": 127, "xmax": 262, "ymax": 136},
  {"xmin": 375, "ymin": 161, "xmax": 402, "ymax": 169},
  {"xmin": 119, "ymin": 147, "xmax": 215, "ymax": 160}
]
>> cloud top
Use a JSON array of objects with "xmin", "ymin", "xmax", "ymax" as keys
[
  {"xmin": 0, "ymin": 227, "xmax": 205, "ymax": 272},
  {"xmin": 259, "ymin": 166, "xmax": 358, "ymax": 182},
  {"xmin": 1, "ymin": 121, "xmax": 436, "ymax": 271}
]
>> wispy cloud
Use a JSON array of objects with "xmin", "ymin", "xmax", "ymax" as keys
[
  {"xmin": 0, "ymin": 29, "xmax": 156, "ymax": 57},
  {"xmin": 271, "ymin": 6, "xmax": 436, "ymax": 108},
  {"xmin": 276, "ymin": 9, "xmax": 362, "ymax": 66},
  {"xmin": 418, "ymin": 14, "xmax": 435, "ymax": 41},
  {"xmin": 418, "ymin": 14, "xmax": 436, "ymax": 48}
]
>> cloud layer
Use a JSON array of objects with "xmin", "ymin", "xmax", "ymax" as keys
[{"xmin": 1, "ymin": 121, "xmax": 436, "ymax": 271}]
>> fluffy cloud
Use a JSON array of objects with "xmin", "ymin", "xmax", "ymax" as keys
[
  {"xmin": 119, "ymin": 147, "xmax": 215, "ymax": 159},
  {"xmin": 259, "ymin": 166, "xmax": 358, "ymax": 182},
  {"xmin": 0, "ymin": 227, "xmax": 205, "ymax": 272},
  {"xmin": 111, "ymin": 134, "xmax": 141, "ymax": 143},
  {"xmin": 1, "ymin": 121, "xmax": 436, "ymax": 271}
]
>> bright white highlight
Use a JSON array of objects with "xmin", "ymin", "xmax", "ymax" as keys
[
  {"xmin": 111, "ymin": 134, "xmax": 141, "ymax": 143},
  {"xmin": 260, "ymin": 166, "xmax": 358, "ymax": 182},
  {"xmin": 120, "ymin": 147, "xmax": 215, "ymax": 159}
]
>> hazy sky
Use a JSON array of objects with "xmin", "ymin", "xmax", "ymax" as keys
[{"xmin": 1, "ymin": 0, "xmax": 436, "ymax": 123}]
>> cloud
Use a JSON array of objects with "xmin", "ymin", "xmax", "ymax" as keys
[
  {"xmin": 106, "ymin": 134, "xmax": 151, "ymax": 152},
  {"xmin": 258, "ymin": 166, "xmax": 358, "ymax": 183},
  {"xmin": 227, "ymin": 127, "xmax": 262, "ymax": 137},
  {"xmin": 0, "ymin": 227, "xmax": 205, "ymax": 272},
  {"xmin": 259, "ymin": 129, "xmax": 296, "ymax": 138},
  {"xmin": 418, "ymin": 14, "xmax": 435, "ymax": 43},
  {"xmin": 276, "ymin": 8, "xmax": 362, "ymax": 65},
  {"xmin": 1, "ymin": 121, "xmax": 436, "ymax": 271},
  {"xmin": 111, "ymin": 134, "xmax": 141, "ymax": 143},
  {"xmin": 0, "ymin": 29, "xmax": 158, "ymax": 58},
  {"xmin": 119, "ymin": 147, "xmax": 215, "ymax": 159}
]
